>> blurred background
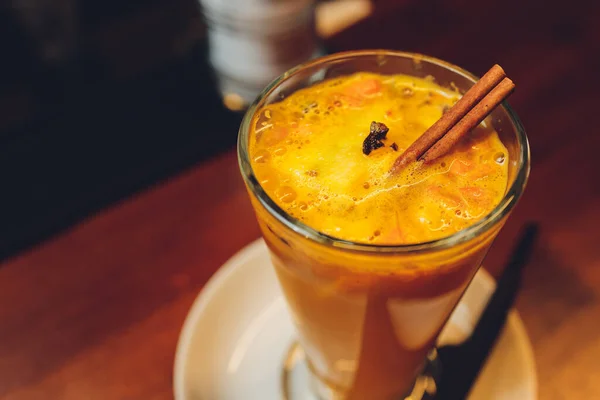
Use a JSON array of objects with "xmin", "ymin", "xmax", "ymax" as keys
[{"xmin": 1, "ymin": 0, "xmax": 232, "ymax": 260}]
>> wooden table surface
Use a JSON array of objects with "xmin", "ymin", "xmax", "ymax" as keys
[{"xmin": 2, "ymin": 1, "xmax": 599, "ymax": 399}]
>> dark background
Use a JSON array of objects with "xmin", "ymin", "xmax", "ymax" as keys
[{"xmin": 0, "ymin": 0, "xmax": 244, "ymax": 260}]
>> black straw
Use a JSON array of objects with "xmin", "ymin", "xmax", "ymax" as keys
[{"xmin": 434, "ymin": 223, "xmax": 539, "ymax": 400}]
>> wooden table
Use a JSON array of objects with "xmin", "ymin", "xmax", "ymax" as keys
[{"xmin": 1, "ymin": 1, "xmax": 599, "ymax": 399}]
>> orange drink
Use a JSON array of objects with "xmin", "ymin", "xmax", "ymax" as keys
[{"xmin": 238, "ymin": 51, "xmax": 529, "ymax": 399}]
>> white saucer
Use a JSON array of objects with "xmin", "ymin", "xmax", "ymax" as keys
[{"xmin": 174, "ymin": 239, "xmax": 537, "ymax": 400}]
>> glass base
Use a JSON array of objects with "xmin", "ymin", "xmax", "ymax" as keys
[{"xmin": 281, "ymin": 341, "xmax": 440, "ymax": 400}]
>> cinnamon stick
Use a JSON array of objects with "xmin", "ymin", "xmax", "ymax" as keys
[
  {"xmin": 421, "ymin": 77, "xmax": 515, "ymax": 162},
  {"xmin": 389, "ymin": 65, "xmax": 509, "ymax": 174}
]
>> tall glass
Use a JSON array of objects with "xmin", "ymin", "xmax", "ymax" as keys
[{"xmin": 238, "ymin": 50, "xmax": 530, "ymax": 399}]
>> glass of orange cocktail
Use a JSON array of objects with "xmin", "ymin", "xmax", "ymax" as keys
[{"xmin": 238, "ymin": 50, "xmax": 529, "ymax": 399}]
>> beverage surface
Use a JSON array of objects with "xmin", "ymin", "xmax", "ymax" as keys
[{"xmin": 249, "ymin": 72, "xmax": 509, "ymax": 244}]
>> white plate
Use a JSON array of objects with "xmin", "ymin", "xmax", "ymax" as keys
[{"xmin": 174, "ymin": 239, "xmax": 537, "ymax": 400}]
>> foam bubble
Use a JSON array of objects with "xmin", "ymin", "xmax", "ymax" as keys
[
  {"xmin": 401, "ymin": 87, "xmax": 414, "ymax": 98},
  {"xmin": 494, "ymin": 152, "xmax": 506, "ymax": 164},
  {"xmin": 249, "ymin": 72, "xmax": 509, "ymax": 245},
  {"xmin": 253, "ymin": 149, "xmax": 270, "ymax": 163},
  {"xmin": 274, "ymin": 147, "xmax": 287, "ymax": 156},
  {"xmin": 277, "ymin": 186, "xmax": 297, "ymax": 203}
]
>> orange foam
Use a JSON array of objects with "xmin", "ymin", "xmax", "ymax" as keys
[{"xmin": 249, "ymin": 72, "xmax": 508, "ymax": 244}]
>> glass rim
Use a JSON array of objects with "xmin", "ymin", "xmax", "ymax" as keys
[{"xmin": 238, "ymin": 49, "xmax": 530, "ymax": 254}]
